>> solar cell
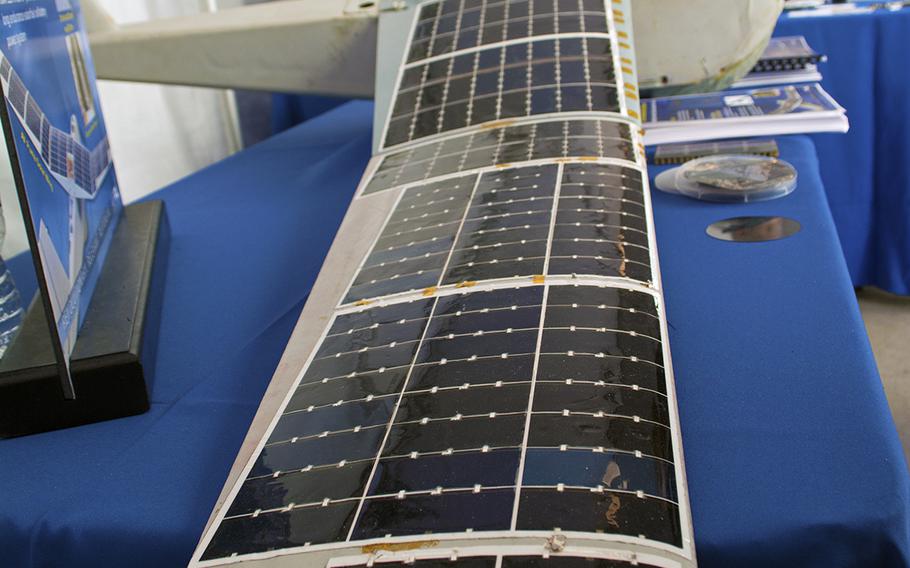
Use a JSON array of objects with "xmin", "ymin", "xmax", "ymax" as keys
[
  {"xmin": 0, "ymin": 57, "xmax": 10, "ymax": 81},
  {"xmin": 346, "ymin": 162, "xmax": 653, "ymax": 304},
  {"xmin": 6, "ymin": 71, "xmax": 27, "ymax": 116},
  {"xmin": 24, "ymin": 95, "xmax": 41, "ymax": 136},
  {"xmin": 386, "ymin": 36, "xmax": 619, "ymax": 147},
  {"xmin": 364, "ymin": 118, "xmax": 639, "ymax": 196}
]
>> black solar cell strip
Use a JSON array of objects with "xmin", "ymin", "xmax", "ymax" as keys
[
  {"xmin": 561, "ymin": 162, "xmax": 643, "ymax": 197},
  {"xmin": 345, "ymin": 175, "xmax": 478, "ymax": 303},
  {"xmin": 317, "ymin": 319, "xmax": 431, "ymax": 359},
  {"xmin": 7, "ymin": 71, "xmax": 27, "ymax": 116},
  {"xmin": 555, "ymin": 205, "xmax": 647, "ymax": 233},
  {"xmin": 552, "ymin": 222, "xmax": 649, "ymax": 250},
  {"xmin": 200, "ymin": 502, "xmax": 358, "ymax": 560},
  {"xmin": 25, "ymin": 95, "xmax": 41, "ymax": 135},
  {"xmin": 418, "ymin": 328, "xmax": 540, "ymax": 362},
  {"xmin": 270, "ymin": 398, "xmax": 397, "ymax": 442},
  {"xmin": 368, "ymin": 448, "xmax": 521, "ymax": 494},
  {"xmin": 386, "ymin": 36, "xmax": 619, "ymax": 147},
  {"xmin": 547, "ymin": 285, "xmax": 659, "ymax": 316},
  {"xmin": 250, "ymin": 428, "xmax": 386, "ymax": 477},
  {"xmin": 396, "ymin": 382, "xmax": 532, "ymax": 422},
  {"xmin": 516, "ymin": 488, "xmax": 683, "ymax": 546},
  {"xmin": 528, "ymin": 414, "xmax": 672, "ymax": 460},
  {"xmin": 549, "ymin": 238, "xmax": 651, "ymax": 265},
  {"xmin": 364, "ymin": 119, "xmax": 636, "ymax": 196},
  {"xmin": 383, "ymin": 413, "xmax": 527, "ymax": 456},
  {"xmin": 522, "ymin": 448, "xmax": 678, "ymax": 501},
  {"xmin": 406, "ymin": 0, "xmax": 610, "ymax": 64},
  {"xmin": 532, "ymin": 381, "xmax": 669, "ymax": 425},
  {"xmin": 303, "ymin": 344, "xmax": 424, "ymax": 383},
  {"xmin": 352, "ymin": 489, "xmax": 515, "ymax": 539},
  {"xmin": 227, "ymin": 461, "xmax": 373, "ymax": 516},
  {"xmin": 409, "ymin": 352, "xmax": 537, "ymax": 390},
  {"xmin": 423, "ymin": 304, "xmax": 542, "ymax": 337},
  {"xmin": 536, "ymin": 352, "xmax": 666, "ymax": 394},
  {"xmin": 352, "ymin": 163, "xmax": 654, "ymax": 299},
  {"xmin": 540, "ymin": 328, "xmax": 662, "ymax": 366},
  {"xmin": 290, "ymin": 370, "xmax": 410, "ymax": 410}
]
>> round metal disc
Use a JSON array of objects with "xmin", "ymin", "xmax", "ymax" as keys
[{"xmin": 706, "ymin": 216, "xmax": 801, "ymax": 242}]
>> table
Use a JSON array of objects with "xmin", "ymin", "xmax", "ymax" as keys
[
  {"xmin": 776, "ymin": 7, "xmax": 910, "ymax": 295},
  {"xmin": 1, "ymin": 101, "xmax": 907, "ymax": 567}
]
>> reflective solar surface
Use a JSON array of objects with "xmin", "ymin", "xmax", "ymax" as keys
[
  {"xmin": 200, "ymin": 285, "xmax": 682, "ymax": 561},
  {"xmin": 407, "ymin": 0, "xmax": 611, "ymax": 64},
  {"xmin": 386, "ymin": 35, "xmax": 620, "ymax": 147},
  {"xmin": 364, "ymin": 118, "xmax": 639, "ymax": 195},
  {"xmin": 346, "ymin": 162, "xmax": 650, "ymax": 303},
  {"xmin": 192, "ymin": 1, "xmax": 694, "ymax": 566}
]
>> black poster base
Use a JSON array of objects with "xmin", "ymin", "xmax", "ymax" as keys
[{"xmin": 0, "ymin": 200, "xmax": 168, "ymax": 438}]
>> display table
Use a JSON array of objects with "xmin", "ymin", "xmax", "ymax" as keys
[
  {"xmin": 776, "ymin": 7, "xmax": 910, "ymax": 295},
  {"xmin": 0, "ymin": 102, "xmax": 906, "ymax": 567}
]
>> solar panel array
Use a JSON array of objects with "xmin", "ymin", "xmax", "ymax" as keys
[
  {"xmin": 345, "ymin": 162, "xmax": 651, "ymax": 304},
  {"xmin": 364, "ymin": 117, "xmax": 640, "ymax": 195},
  {"xmin": 192, "ymin": 1, "xmax": 695, "ymax": 567},
  {"xmin": 0, "ymin": 54, "xmax": 110, "ymax": 197},
  {"xmin": 200, "ymin": 284, "xmax": 680, "ymax": 561}
]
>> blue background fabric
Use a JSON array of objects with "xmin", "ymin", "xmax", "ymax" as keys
[
  {"xmin": 1, "ymin": 102, "xmax": 907, "ymax": 567},
  {"xmin": 776, "ymin": 7, "xmax": 910, "ymax": 294}
]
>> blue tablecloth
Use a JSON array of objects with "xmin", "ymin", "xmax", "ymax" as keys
[
  {"xmin": 1, "ymin": 102, "xmax": 907, "ymax": 567},
  {"xmin": 776, "ymin": 8, "xmax": 910, "ymax": 295}
]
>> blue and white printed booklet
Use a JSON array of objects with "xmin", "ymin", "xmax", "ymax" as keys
[{"xmin": 642, "ymin": 83, "xmax": 848, "ymax": 145}]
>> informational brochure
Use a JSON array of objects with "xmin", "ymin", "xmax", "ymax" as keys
[
  {"xmin": 642, "ymin": 83, "xmax": 849, "ymax": 145},
  {"xmin": 0, "ymin": 0, "xmax": 122, "ymax": 392}
]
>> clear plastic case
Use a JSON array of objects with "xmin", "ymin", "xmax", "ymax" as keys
[{"xmin": 655, "ymin": 155, "xmax": 797, "ymax": 203}]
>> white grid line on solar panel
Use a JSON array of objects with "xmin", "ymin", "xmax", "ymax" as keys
[
  {"xmin": 282, "ymin": 372, "xmax": 666, "ymax": 423},
  {"xmin": 221, "ymin": 481, "xmax": 680, "ymax": 522},
  {"xmin": 510, "ymin": 281, "xmax": 548, "ymax": 529},
  {"xmin": 407, "ymin": 0, "xmax": 610, "ymax": 64},
  {"xmin": 260, "ymin": 407, "xmax": 673, "ymax": 457},
  {"xmin": 287, "ymin": 347, "xmax": 662, "ymax": 397},
  {"xmin": 361, "ymin": 118, "xmax": 642, "ymax": 197},
  {"xmin": 384, "ymin": 37, "xmax": 620, "ymax": 148},
  {"xmin": 343, "ymin": 291, "xmax": 445, "ymax": 540},
  {"xmin": 343, "ymin": 163, "xmax": 653, "ymax": 305},
  {"xmin": 220, "ymin": 484, "xmax": 679, "ymax": 526},
  {"xmin": 240, "ymin": 438, "xmax": 674, "ymax": 487},
  {"xmin": 382, "ymin": 111, "xmax": 645, "ymax": 162}
]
